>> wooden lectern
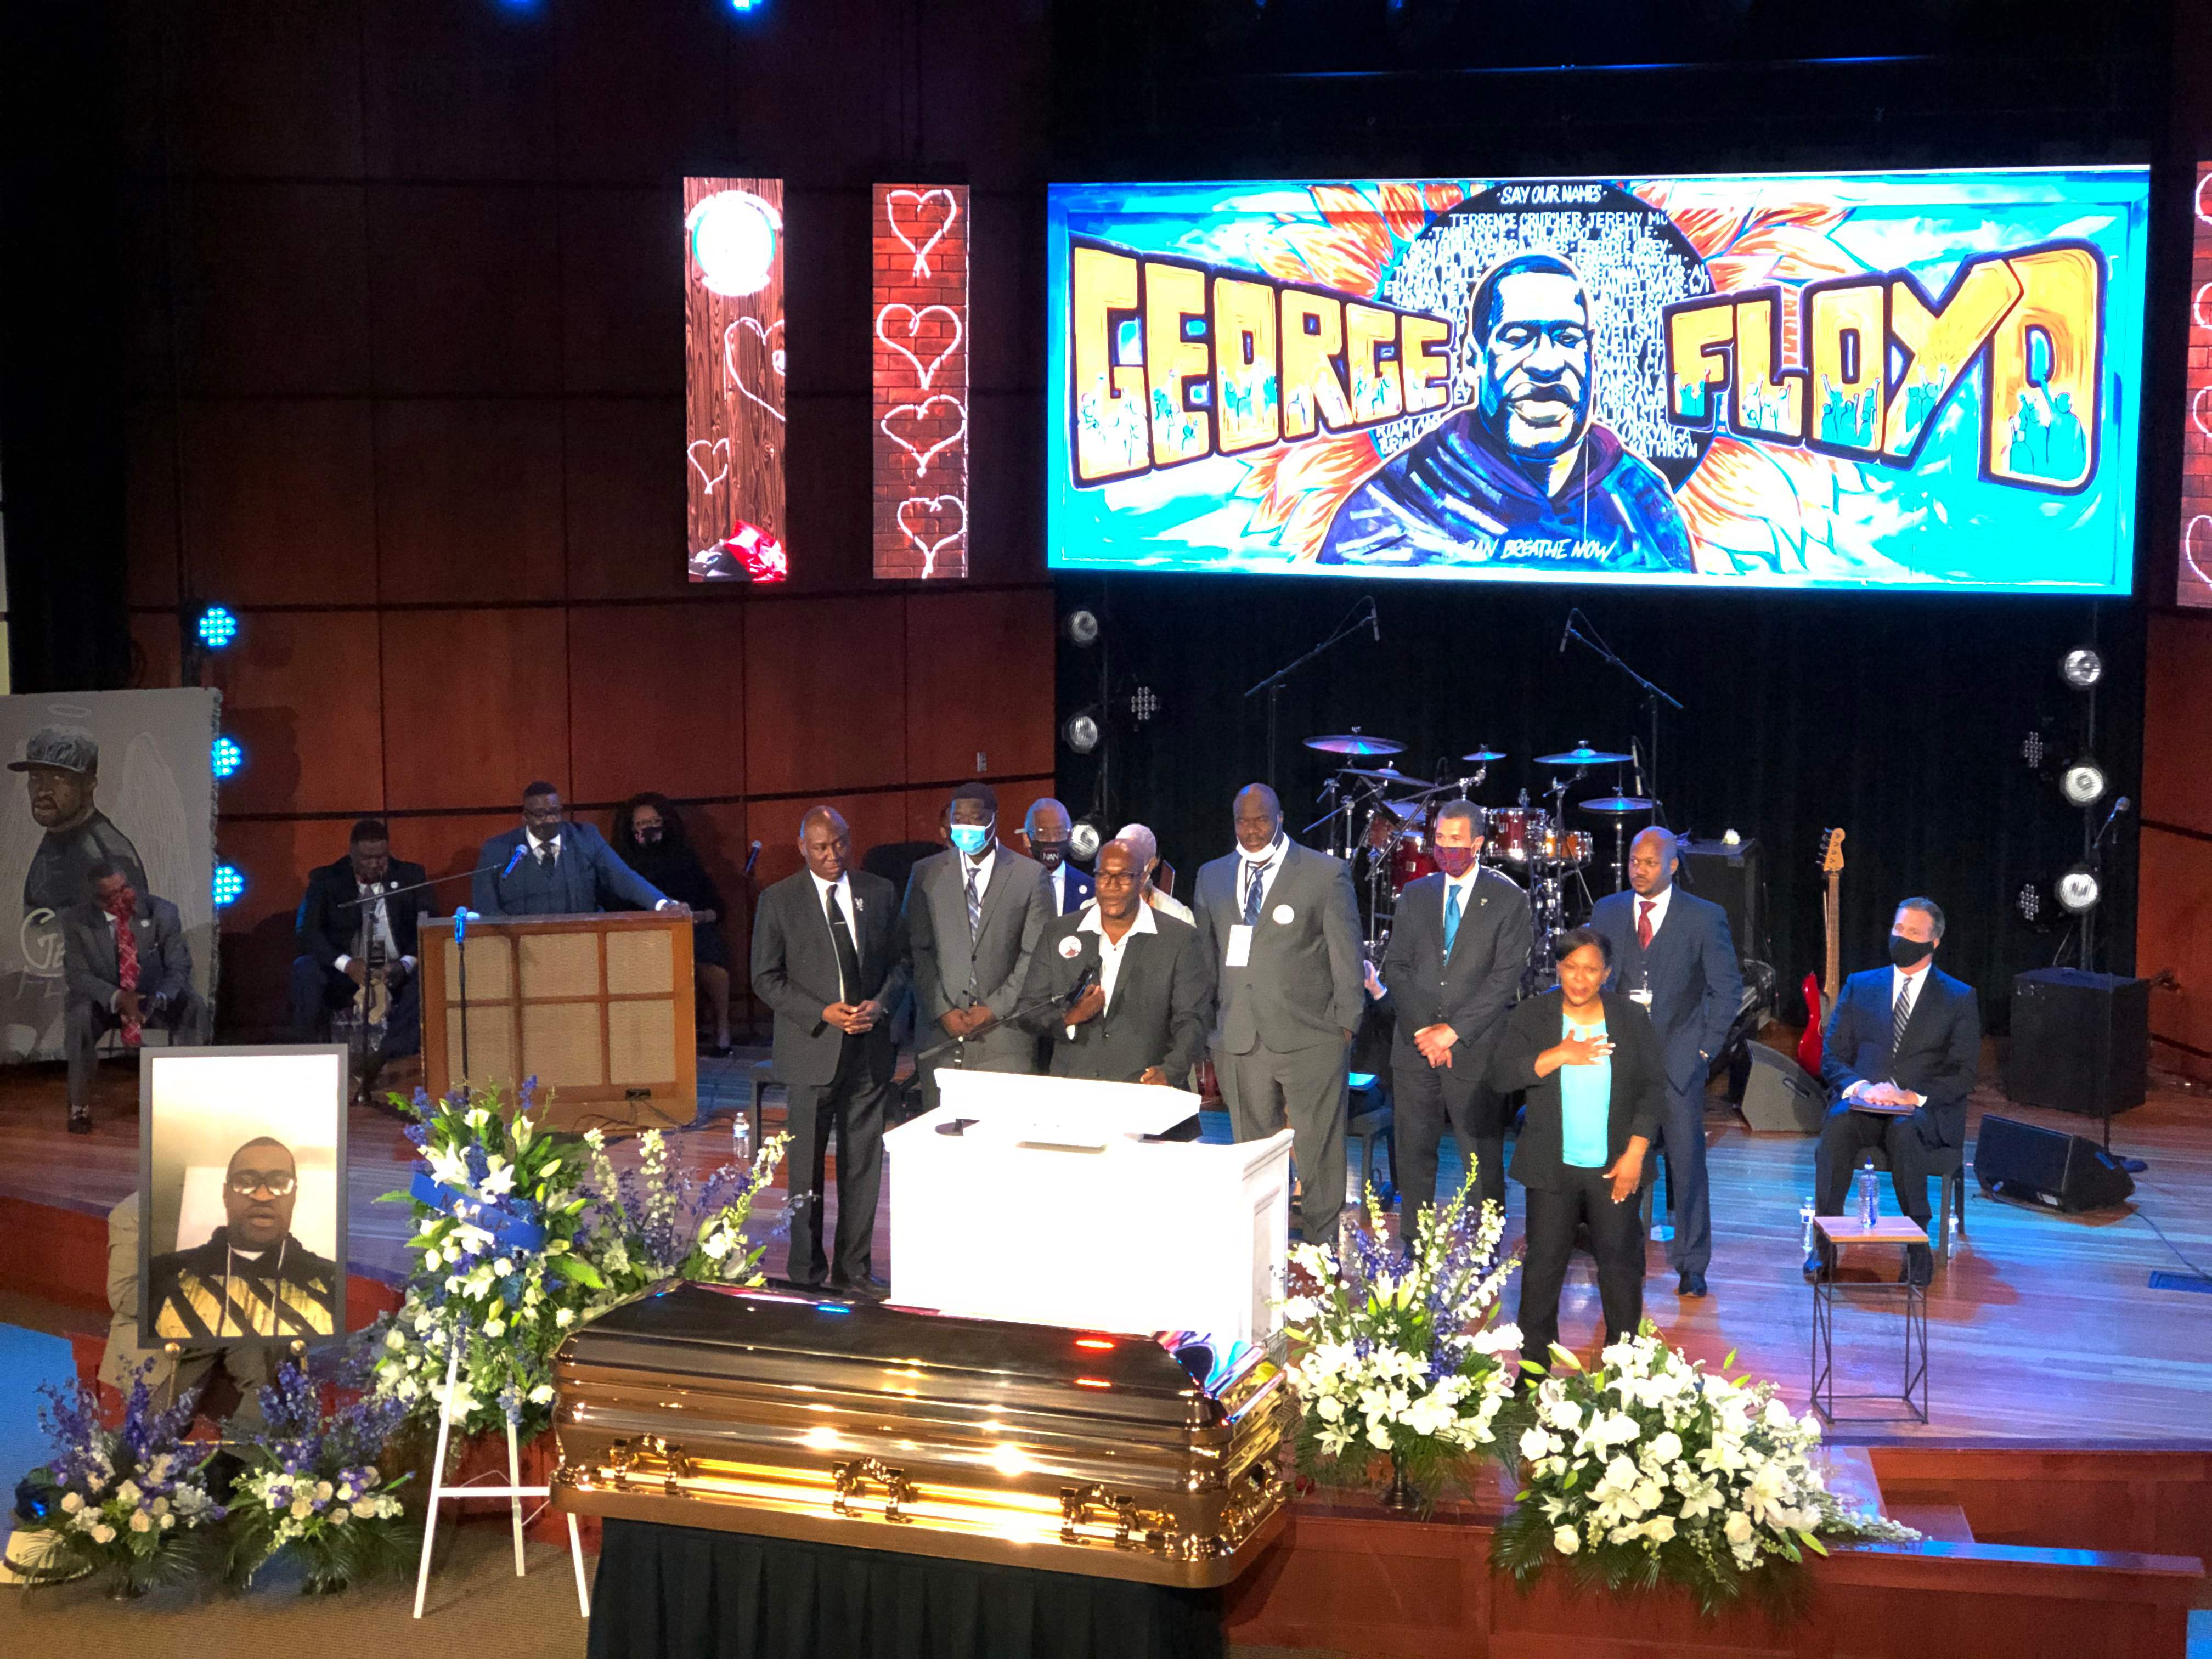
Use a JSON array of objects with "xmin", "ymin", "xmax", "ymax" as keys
[{"xmin": 420, "ymin": 911, "xmax": 696, "ymax": 1130}]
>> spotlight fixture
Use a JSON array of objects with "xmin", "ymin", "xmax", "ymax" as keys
[
  {"xmin": 2019, "ymin": 730, "xmax": 2045, "ymax": 769},
  {"xmin": 2059, "ymin": 647, "xmax": 2104, "ymax": 690},
  {"xmin": 1062, "ymin": 711, "xmax": 1100, "ymax": 754},
  {"xmin": 1064, "ymin": 610, "xmax": 1101, "ymax": 647},
  {"xmin": 212, "ymin": 864, "xmax": 246, "ymax": 907},
  {"xmin": 1069, "ymin": 820, "xmax": 1103, "ymax": 861},
  {"xmin": 211, "ymin": 736, "xmax": 244, "ymax": 780},
  {"xmin": 1129, "ymin": 685, "xmax": 1159, "ymax": 723},
  {"xmin": 2055, "ymin": 864, "xmax": 2102, "ymax": 915},
  {"xmin": 2059, "ymin": 757, "xmax": 2108, "ymax": 808},
  {"xmin": 2015, "ymin": 882, "xmax": 2043, "ymax": 925},
  {"xmin": 195, "ymin": 606, "xmax": 239, "ymax": 649}
]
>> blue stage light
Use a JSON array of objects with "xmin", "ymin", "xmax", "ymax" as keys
[
  {"xmin": 213, "ymin": 864, "xmax": 245, "ymax": 907},
  {"xmin": 196, "ymin": 606, "xmax": 239, "ymax": 648},
  {"xmin": 731, "ymin": 0, "xmax": 764, "ymax": 12},
  {"xmin": 211, "ymin": 736, "xmax": 244, "ymax": 779}
]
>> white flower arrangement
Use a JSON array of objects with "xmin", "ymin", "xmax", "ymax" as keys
[
  {"xmin": 1496, "ymin": 1325, "xmax": 1918, "ymax": 1615},
  {"xmin": 1282, "ymin": 1173, "xmax": 1521, "ymax": 1506}
]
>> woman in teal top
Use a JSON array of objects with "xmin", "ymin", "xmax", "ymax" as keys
[{"xmin": 1489, "ymin": 927, "xmax": 1664, "ymax": 1370}]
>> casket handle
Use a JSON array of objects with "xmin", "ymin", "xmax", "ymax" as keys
[
  {"xmin": 1059, "ymin": 1483, "xmax": 1146, "ymax": 1549},
  {"xmin": 832, "ymin": 1458, "xmax": 916, "ymax": 1523}
]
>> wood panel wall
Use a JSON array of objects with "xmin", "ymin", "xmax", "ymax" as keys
[{"xmin": 113, "ymin": 0, "xmax": 1056, "ymax": 1036}]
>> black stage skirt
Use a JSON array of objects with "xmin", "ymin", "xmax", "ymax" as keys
[{"xmin": 586, "ymin": 1519, "xmax": 1225, "ymax": 1659}]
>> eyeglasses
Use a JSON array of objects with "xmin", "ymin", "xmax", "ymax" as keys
[{"xmin": 227, "ymin": 1172, "xmax": 296, "ymax": 1199}]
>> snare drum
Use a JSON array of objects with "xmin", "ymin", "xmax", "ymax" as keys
[
  {"xmin": 1390, "ymin": 836, "xmax": 1437, "ymax": 893},
  {"xmin": 1488, "ymin": 806, "xmax": 1543, "ymax": 865}
]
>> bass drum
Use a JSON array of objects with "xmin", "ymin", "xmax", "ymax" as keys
[{"xmin": 1390, "ymin": 836, "xmax": 1437, "ymax": 893}]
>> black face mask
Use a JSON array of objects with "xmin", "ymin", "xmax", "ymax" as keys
[
  {"xmin": 1032, "ymin": 839, "xmax": 1070, "ymax": 868},
  {"xmin": 1888, "ymin": 933, "xmax": 1936, "ymax": 969}
]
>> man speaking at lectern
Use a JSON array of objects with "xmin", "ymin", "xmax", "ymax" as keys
[{"xmin": 472, "ymin": 782, "xmax": 683, "ymax": 918}]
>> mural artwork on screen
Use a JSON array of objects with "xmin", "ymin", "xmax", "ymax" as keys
[
  {"xmin": 874, "ymin": 184, "xmax": 970, "ymax": 579},
  {"xmin": 2181, "ymin": 162, "xmax": 2212, "ymax": 608},
  {"xmin": 686, "ymin": 177, "xmax": 788, "ymax": 584},
  {"xmin": 1048, "ymin": 172, "xmax": 2146, "ymax": 593}
]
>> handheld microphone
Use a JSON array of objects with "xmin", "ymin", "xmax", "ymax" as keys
[
  {"xmin": 501, "ymin": 843, "xmax": 528, "ymax": 878},
  {"xmin": 1559, "ymin": 610, "xmax": 1575, "ymax": 653},
  {"xmin": 744, "ymin": 839, "xmax": 763, "ymax": 877},
  {"xmin": 1368, "ymin": 601, "xmax": 1380, "ymax": 644},
  {"xmin": 2097, "ymin": 795, "xmax": 2132, "ymax": 845},
  {"xmin": 1063, "ymin": 963, "xmax": 1099, "ymax": 1008}
]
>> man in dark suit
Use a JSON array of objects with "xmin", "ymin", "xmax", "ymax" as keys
[
  {"xmin": 1193, "ymin": 783, "xmax": 1365, "ymax": 1244},
  {"xmin": 62, "ymin": 862, "xmax": 205, "ymax": 1133},
  {"xmin": 291, "ymin": 818, "xmax": 428, "ymax": 1054},
  {"xmin": 902, "ymin": 783, "xmax": 1052, "ymax": 1109},
  {"xmin": 1022, "ymin": 797, "xmax": 1094, "ymax": 916},
  {"xmin": 1376, "ymin": 802, "xmax": 1530, "ymax": 1219},
  {"xmin": 750, "ymin": 806, "xmax": 906, "ymax": 1293},
  {"xmin": 1020, "ymin": 838, "xmax": 1210, "ymax": 1086},
  {"xmin": 1813, "ymin": 896, "xmax": 1981, "ymax": 1286},
  {"xmin": 471, "ymin": 781, "xmax": 684, "ymax": 918},
  {"xmin": 1589, "ymin": 826, "xmax": 1742, "ymax": 1299}
]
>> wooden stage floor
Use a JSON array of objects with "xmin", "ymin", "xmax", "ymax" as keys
[{"xmin": 5, "ymin": 1048, "xmax": 2208, "ymax": 1448}]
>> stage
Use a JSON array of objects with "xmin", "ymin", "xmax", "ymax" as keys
[{"xmin": 4, "ymin": 1044, "xmax": 2208, "ymax": 1448}]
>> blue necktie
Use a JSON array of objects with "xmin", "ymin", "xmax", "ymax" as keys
[
  {"xmin": 1443, "ymin": 884, "xmax": 1462, "ymax": 954},
  {"xmin": 1242, "ymin": 860, "xmax": 1266, "ymax": 926}
]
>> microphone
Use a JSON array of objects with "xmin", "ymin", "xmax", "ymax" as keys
[
  {"xmin": 2096, "ymin": 795, "xmax": 2132, "ymax": 846},
  {"xmin": 1063, "ymin": 963, "xmax": 1099, "ymax": 1008},
  {"xmin": 1559, "ymin": 610, "xmax": 1575, "ymax": 653},
  {"xmin": 1368, "ymin": 602, "xmax": 1380, "ymax": 644},
  {"xmin": 743, "ymin": 839, "xmax": 763, "ymax": 877},
  {"xmin": 501, "ymin": 843, "xmax": 528, "ymax": 878}
]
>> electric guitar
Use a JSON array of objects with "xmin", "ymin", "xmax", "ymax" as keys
[{"xmin": 1796, "ymin": 828, "xmax": 1846, "ymax": 1074}]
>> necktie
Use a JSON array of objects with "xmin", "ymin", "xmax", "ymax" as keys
[
  {"xmin": 964, "ymin": 863, "xmax": 983, "ymax": 939},
  {"xmin": 536, "ymin": 841, "xmax": 555, "ymax": 869},
  {"xmin": 827, "ymin": 889, "xmax": 862, "ymax": 1005},
  {"xmin": 113, "ymin": 912, "xmax": 142, "ymax": 1047},
  {"xmin": 1637, "ymin": 899, "xmax": 1655, "ymax": 949},
  {"xmin": 1242, "ymin": 860, "xmax": 1267, "ymax": 926},
  {"xmin": 1443, "ymin": 884, "xmax": 1462, "ymax": 954},
  {"xmin": 1890, "ymin": 979, "xmax": 1912, "ymax": 1060}
]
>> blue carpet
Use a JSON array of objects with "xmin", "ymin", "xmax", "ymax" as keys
[{"xmin": 0, "ymin": 1323, "xmax": 77, "ymax": 1552}]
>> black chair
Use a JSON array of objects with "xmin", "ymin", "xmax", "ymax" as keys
[{"xmin": 1859, "ymin": 1142, "xmax": 1968, "ymax": 1261}]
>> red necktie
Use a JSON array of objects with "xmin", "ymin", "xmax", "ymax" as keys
[
  {"xmin": 1637, "ymin": 899, "xmax": 1655, "ymax": 950},
  {"xmin": 111, "ymin": 906, "xmax": 143, "ymax": 1047}
]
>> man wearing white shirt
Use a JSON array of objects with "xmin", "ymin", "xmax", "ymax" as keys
[
  {"xmin": 1111, "ymin": 822, "xmax": 1196, "ymax": 926},
  {"xmin": 1376, "ymin": 803, "xmax": 1529, "ymax": 1218},
  {"xmin": 1812, "ymin": 898, "xmax": 1982, "ymax": 1286},
  {"xmin": 292, "ymin": 820, "xmax": 427, "ymax": 1054}
]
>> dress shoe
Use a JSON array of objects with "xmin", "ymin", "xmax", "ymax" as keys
[
  {"xmin": 1899, "ymin": 1243, "xmax": 1934, "ymax": 1288},
  {"xmin": 831, "ymin": 1274, "xmax": 890, "ymax": 1301},
  {"xmin": 1678, "ymin": 1270, "xmax": 1708, "ymax": 1298},
  {"xmin": 66, "ymin": 1108, "xmax": 93, "ymax": 1136}
]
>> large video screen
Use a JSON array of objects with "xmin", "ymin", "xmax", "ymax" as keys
[
  {"xmin": 2181, "ymin": 162, "xmax": 2212, "ymax": 609},
  {"xmin": 1047, "ymin": 171, "xmax": 2146, "ymax": 594}
]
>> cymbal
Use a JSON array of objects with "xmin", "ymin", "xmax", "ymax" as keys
[
  {"xmin": 1535, "ymin": 743, "xmax": 1632, "ymax": 766},
  {"xmin": 1340, "ymin": 765, "xmax": 1415, "ymax": 782},
  {"xmin": 1305, "ymin": 733, "xmax": 1405, "ymax": 757},
  {"xmin": 1581, "ymin": 795, "xmax": 1656, "ymax": 815},
  {"xmin": 1381, "ymin": 799, "xmax": 1428, "ymax": 826},
  {"xmin": 1460, "ymin": 747, "xmax": 1507, "ymax": 763}
]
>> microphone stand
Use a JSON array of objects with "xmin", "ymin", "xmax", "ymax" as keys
[
  {"xmin": 1243, "ymin": 597, "xmax": 1379, "ymax": 791},
  {"xmin": 1562, "ymin": 610, "xmax": 1684, "ymax": 825},
  {"xmin": 913, "ymin": 978, "xmax": 1099, "ymax": 1070}
]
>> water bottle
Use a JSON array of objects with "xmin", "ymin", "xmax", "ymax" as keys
[
  {"xmin": 732, "ymin": 1110, "xmax": 753, "ymax": 1167},
  {"xmin": 1855, "ymin": 1159, "xmax": 1880, "ymax": 1229},
  {"xmin": 1798, "ymin": 1194, "xmax": 1816, "ymax": 1256}
]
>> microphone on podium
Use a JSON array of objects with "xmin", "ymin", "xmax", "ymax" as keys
[{"xmin": 501, "ymin": 842, "xmax": 529, "ymax": 879}]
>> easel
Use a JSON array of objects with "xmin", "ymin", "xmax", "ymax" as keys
[{"xmin": 412, "ymin": 1345, "xmax": 591, "ymax": 1619}]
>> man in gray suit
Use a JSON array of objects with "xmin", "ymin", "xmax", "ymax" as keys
[
  {"xmin": 471, "ymin": 781, "xmax": 684, "ymax": 919},
  {"xmin": 902, "ymin": 783, "xmax": 1051, "ymax": 1108},
  {"xmin": 1193, "ymin": 783, "xmax": 1364, "ymax": 1243},
  {"xmin": 62, "ymin": 862, "xmax": 206, "ymax": 1133},
  {"xmin": 751, "ymin": 806, "xmax": 906, "ymax": 1293}
]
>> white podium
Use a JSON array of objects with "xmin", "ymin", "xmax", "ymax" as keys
[{"xmin": 883, "ymin": 1070, "xmax": 1293, "ymax": 1345}]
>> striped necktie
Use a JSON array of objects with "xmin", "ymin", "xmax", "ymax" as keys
[
  {"xmin": 1889, "ymin": 978, "xmax": 1913, "ymax": 1060},
  {"xmin": 1242, "ymin": 860, "xmax": 1267, "ymax": 926},
  {"xmin": 964, "ymin": 862, "xmax": 983, "ymax": 939}
]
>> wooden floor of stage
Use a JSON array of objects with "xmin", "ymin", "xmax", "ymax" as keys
[{"xmin": 5, "ymin": 1047, "xmax": 2209, "ymax": 1447}]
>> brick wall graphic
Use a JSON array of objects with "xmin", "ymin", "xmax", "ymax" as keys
[
  {"xmin": 2185, "ymin": 163, "xmax": 2212, "ymax": 608},
  {"xmin": 686, "ymin": 177, "xmax": 788, "ymax": 584},
  {"xmin": 873, "ymin": 184, "xmax": 970, "ymax": 579}
]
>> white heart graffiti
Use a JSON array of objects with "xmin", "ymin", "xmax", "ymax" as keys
[
  {"xmin": 724, "ymin": 316, "xmax": 787, "ymax": 423},
  {"xmin": 875, "ymin": 303, "xmax": 963, "ymax": 392},
  {"xmin": 686, "ymin": 437, "xmax": 731, "ymax": 492},
  {"xmin": 879, "ymin": 394, "xmax": 967, "ymax": 479},
  {"xmin": 896, "ymin": 494, "xmax": 967, "ymax": 578},
  {"xmin": 885, "ymin": 188, "xmax": 960, "ymax": 279},
  {"xmin": 2187, "ymin": 514, "xmax": 2212, "ymax": 590}
]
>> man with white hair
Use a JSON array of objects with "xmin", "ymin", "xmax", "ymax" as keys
[{"xmin": 1112, "ymin": 823, "xmax": 1194, "ymax": 925}]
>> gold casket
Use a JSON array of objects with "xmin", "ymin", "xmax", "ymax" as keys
[{"xmin": 550, "ymin": 1282, "xmax": 1291, "ymax": 1587}]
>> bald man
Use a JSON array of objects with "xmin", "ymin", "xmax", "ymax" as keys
[
  {"xmin": 1023, "ymin": 797, "xmax": 1094, "ymax": 916},
  {"xmin": 1194, "ymin": 783, "xmax": 1364, "ymax": 1243},
  {"xmin": 1112, "ymin": 822, "xmax": 1195, "ymax": 926},
  {"xmin": 1589, "ymin": 827, "xmax": 1742, "ymax": 1297},
  {"xmin": 751, "ymin": 806, "xmax": 907, "ymax": 1293}
]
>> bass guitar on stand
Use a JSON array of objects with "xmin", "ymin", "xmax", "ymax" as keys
[{"xmin": 1797, "ymin": 828, "xmax": 1846, "ymax": 1074}]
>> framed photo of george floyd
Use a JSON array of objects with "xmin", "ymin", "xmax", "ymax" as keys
[{"xmin": 138, "ymin": 1045, "xmax": 349, "ymax": 1351}]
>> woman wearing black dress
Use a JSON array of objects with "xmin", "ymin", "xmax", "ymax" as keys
[{"xmin": 612, "ymin": 793, "xmax": 733, "ymax": 1054}]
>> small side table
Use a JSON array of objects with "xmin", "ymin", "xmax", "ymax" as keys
[{"xmin": 1809, "ymin": 1215, "xmax": 1929, "ymax": 1424}]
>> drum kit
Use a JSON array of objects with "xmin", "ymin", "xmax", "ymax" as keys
[{"xmin": 1302, "ymin": 730, "xmax": 1657, "ymax": 979}]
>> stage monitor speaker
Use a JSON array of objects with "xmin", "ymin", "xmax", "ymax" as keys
[
  {"xmin": 1740, "ymin": 1042, "xmax": 1825, "ymax": 1134},
  {"xmin": 1680, "ymin": 837, "xmax": 1763, "ymax": 963},
  {"xmin": 2005, "ymin": 969, "xmax": 2148, "ymax": 1117},
  {"xmin": 1973, "ymin": 1113, "xmax": 2135, "ymax": 1212}
]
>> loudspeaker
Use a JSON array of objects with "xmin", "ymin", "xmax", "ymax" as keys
[
  {"xmin": 2005, "ymin": 969, "xmax": 2148, "ymax": 1117},
  {"xmin": 1974, "ymin": 1113, "xmax": 2135, "ymax": 1212},
  {"xmin": 1740, "ymin": 1042, "xmax": 1825, "ymax": 1134},
  {"xmin": 1679, "ymin": 837, "xmax": 1764, "ymax": 963}
]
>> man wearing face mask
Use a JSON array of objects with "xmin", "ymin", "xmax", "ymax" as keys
[
  {"xmin": 1023, "ymin": 798, "xmax": 1094, "ymax": 916},
  {"xmin": 1812, "ymin": 898, "xmax": 1981, "ymax": 1287},
  {"xmin": 1375, "ymin": 803, "xmax": 1530, "ymax": 1221},
  {"xmin": 472, "ymin": 781, "xmax": 685, "ymax": 919},
  {"xmin": 902, "ymin": 783, "xmax": 1052, "ymax": 1109},
  {"xmin": 1193, "ymin": 783, "xmax": 1364, "ymax": 1244},
  {"xmin": 61, "ymin": 863, "xmax": 205, "ymax": 1135}
]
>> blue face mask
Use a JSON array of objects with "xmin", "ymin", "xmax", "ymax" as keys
[{"xmin": 949, "ymin": 820, "xmax": 992, "ymax": 856}]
